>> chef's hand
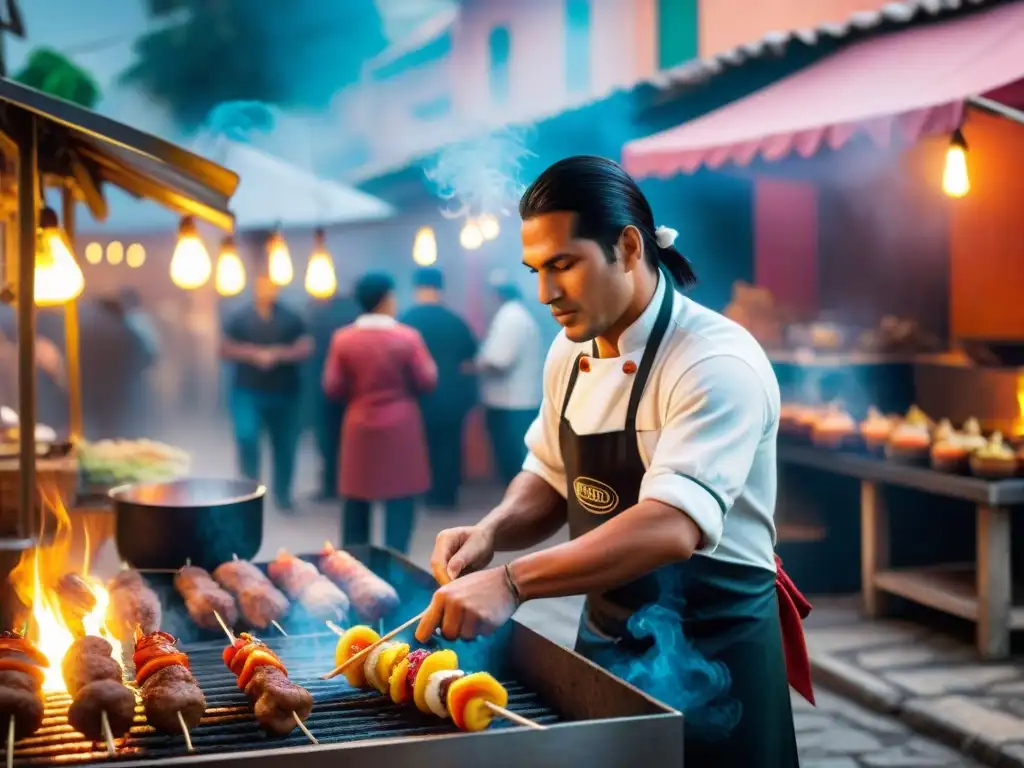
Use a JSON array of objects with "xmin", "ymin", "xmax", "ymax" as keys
[
  {"xmin": 430, "ymin": 525, "xmax": 495, "ymax": 586},
  {"xmin": 415, "ymin": 566, "xmax": 517, "ymax": 643}
]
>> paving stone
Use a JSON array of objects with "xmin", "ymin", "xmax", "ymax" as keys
[
  {"xmin": 884, "ymin": 666, "xmax": 1021, "ymax": 697},
  {"xmin": 795, "ymin": 713, "xmax": 834, "ymax": 733},
  {"xmin": 807, "ymin": 624, "xmax": 927, "ymax": 655},
  {"xmin": 905, "ymin": 736, "xmax": 965, "ymax": 760},
  {"xmin": 813, "ymin": 653, "xmax": 904, "ymax": 710},
  {"xmin": 822, "ymin": 727, "xmax": 884, "ymax": 754},
  {"xmin": 991, "ymin": 681, "xmax": 1024, "ymax": 695},
  {"xmin": 856, "ymin": 646, "xmax": 941, "ymax": 670},
  {"xmin": 801, "ymin": 759, "xmax": 860, "ymax": 768},
  {"xmin": 903, "ymin": 695, "xmax": 1024, "ymax": 746},
  {"xmin": 1002, "ymin": 743, "xmax": 1024, "ymax": 766}
]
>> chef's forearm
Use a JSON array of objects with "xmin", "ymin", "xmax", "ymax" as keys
[
  {"xmin": 478, "ymin": 471, "xmax": 567, "ymax": 551},
  {"xmin": 508, "ymin": 500, "xmax": 701, "ymax": 601}
]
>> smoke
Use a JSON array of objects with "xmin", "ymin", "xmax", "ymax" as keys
[{"xmin": 423, "ymin": 127, "xmax": 537, "ymax": 219}]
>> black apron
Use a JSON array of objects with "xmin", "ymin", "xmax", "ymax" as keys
[{"xmin": 561, "ymin": 278, "xmax": 800, "ymax": 767}]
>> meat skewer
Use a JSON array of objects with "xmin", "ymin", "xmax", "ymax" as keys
[
  {"xmin": 174, "ymin": 564, "xmax": 239, "ymax": 631},
  {"xmin": 328, "ymin": 624, "xmax": 539, "ymax": 731},
  {"xmin": 211, "ymin": 612, "xmax": 315, "ymax": 742},
  {"xmin": 319, "ymin": 542, "xmax": 399, "ymax": 622},
  {"xmin": 132, "ymin": 627, "xmax": 205, "ymax": 752},
  {"xmin": 60, "ymin": 636, "xmax": 135, "ymax": 754},
  {"xmin": 55, "ymin": 574, "xmax": 97, "ymax": 638},
  {"xmin": 267, "ymin": 549, "xmax": 350, "ymax": 622},
  {"xmin": 212, "ymin": 556, "xmax": 289, "ymax": 631},
  {"xmin": 107, "ymin": 567, "xmax": 162, "ymax": 641},
  {"xmin": 0, "ymin": 631, "xmax": 49, "ymax": 768}
]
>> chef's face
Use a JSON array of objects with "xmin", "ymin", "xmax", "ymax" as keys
[{"xmin": 521, "ymin": 212, "xmax": 643, "ymax": 343}]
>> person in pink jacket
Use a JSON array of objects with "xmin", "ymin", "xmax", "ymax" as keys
[{"xmin": 322, "ymin": 271, "xmax": 438, "ymax": 554}]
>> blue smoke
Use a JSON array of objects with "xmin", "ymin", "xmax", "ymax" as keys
[
  {"xmin": 202, "ymin": 101, "xmax": 278, "ymax": 143},
  {"xmin": 422, "ymin": 127, "xmax": 537, "ymax": 219}
]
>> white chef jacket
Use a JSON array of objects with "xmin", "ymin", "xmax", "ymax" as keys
[
  {"xmin": 522, "ymin": 275, "xmax": 780, "ymax": 572},
  {"xmin": 477, "ymin": 299, "xmax": 543, "ymax": 410}
]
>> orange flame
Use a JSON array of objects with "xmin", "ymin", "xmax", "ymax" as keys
[
  {"xmin": 9, "ymin": 483, "xmax": 123, "ymax": 692},
  {"xmin": 1015, "ymin": 373, "xmax": 1024, "ymax": 438}
]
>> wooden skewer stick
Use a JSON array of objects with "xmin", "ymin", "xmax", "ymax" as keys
[
  {"xmin": 271, "ymin": 621, "xmax": 288, "ymax": 636},
  {"xmin": 485, "ymin": 703, "xmax": 545, "ymax": 730},
  {"xmin": 213, "ymin": 611, "xmax": 235, "ymax": 644},
  {"xmin": 7, "ymin": 715, "xmax": 14, "ymax": 768},
  {"xmin": 325, "ymin": 621, "xmax": 344, "ymax": 637},
  {"xmin": 292, "ymin": 712, "xmax": 318, "ymax": 745},
  {"xmin": 100, "ymin": 710, "xmax": 116, "ymax": 755},
  {"xmin": 177, "ymin": 711, "xmax": 194, "ymax": 752},
  {"xmin": 321, "ymin": 612, "xmax": 425, "ymax": 680}
]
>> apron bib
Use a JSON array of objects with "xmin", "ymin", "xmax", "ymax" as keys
[{"xmin": 560, "ymin": 278, "xmax": 801, "ymax": 767}]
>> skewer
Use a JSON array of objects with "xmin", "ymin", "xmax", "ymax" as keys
[
  {"xmin": 321, "ymin": 612, "xmax": 425, "ymax": 680},
  {"xmin": 100, "ymin": 710, "xmax": 116, "ymax": 755},
  {"xmin": 176, "ymin": 712, "xmax": 194, "ymax": 752},
  {"xmin": 325, "ymin": 621, "xmax": 344, "ymax": 637},
  {"xmin": 486, "ymin": 703, "xmax": 545, "ymax": 730},
  {"xmin": 134, "ymin": 568, "xmax": 183, "ymax": 574},
  {"xmin": 7, "ymin": 714, "xmax": 14, "ymax": 768},
  {"xmin": 212, "ymin": 612, "xmax": 315, "ymax": 744},
  {"xmin": 271, "ymin": 621, "xmax": 288, "ymax": 636}
]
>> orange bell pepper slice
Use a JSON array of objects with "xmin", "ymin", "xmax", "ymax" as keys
[
  {"xmin": 0, "ymin": 658, "xmax": 45, "ymax": 687},
  {"xmin": 447, "ymin": 672, "xmax": 508, "ymax": 732},
  {"xmin": 0, "ymin": 639, "xmax": 48, "ymax": 668},
  {"xmin": 237, "ymin": 649, "xmax": 287, "ymax": 690},
  {"xmin": 136, "ymin": 653, "xmax": 189, "ymax": 687}
]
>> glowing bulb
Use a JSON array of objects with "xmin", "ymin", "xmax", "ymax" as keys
[
  {"xmin": 106, "ymin": 241, "xmax": 124, "ymax": 265},
  {"xmin": 84, "ymin": 242, "xmax": 103, "ymax": 264},
  {"xmin": 169, "ymin": 216, "xmax": 211, "ymax": 290},
  {"xmin": 215, "ymin": 237, "xmax": 246, "ymax": 297},
  {"xmin": 34, "ymin": 208, "xmax": 84, "ymax": 307},
  {"xmin": 943, "ymin": 130, "xmax": 970, "ymax": 198},
  {"xmin": 413, "ymin": 226, "xmax": 438, "ymax": 266},
  {"xmin": 478, "ymin": 213, "xmax": 500, "ymax": 241},
  {"xmin": 126, "ymin": 243, "xmax": 146, "ymax": 268},
  {"xmin": 460, "ymin": 219, "xmax": 484, "ymax": 250},
  {"xmin": 267, "ymin": 231, "xmax": 294, "ymax": 286},
  {"xmin": 305, "ymin": 229, "xmax": 336, "ymax": 299}
]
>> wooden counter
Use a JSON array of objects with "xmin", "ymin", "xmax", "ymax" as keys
[{"xmin": 778, "ymin": 444, "xmax": 1024, "ymax": 658}]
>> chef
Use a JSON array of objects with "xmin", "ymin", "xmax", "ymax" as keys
[{"xmin": 416, "ymin": 156, "xmax": 811, "ymax": 766}]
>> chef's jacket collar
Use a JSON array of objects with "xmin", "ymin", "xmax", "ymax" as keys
[{"xmin": 605, "ymin": 272, "xmax": 667, "ymax": 357}]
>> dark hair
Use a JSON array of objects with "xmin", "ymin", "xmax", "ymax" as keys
[
  {"xmin": 413, "ymin": 267, "xmax": 444, "ymax": 290},
  {"xmin": 355, "ymin": 271, "xmax": 395, "ymax": 313},
  {"xmin": 519, "ymin": 155, "xmax": 696, "ymax": 288}
]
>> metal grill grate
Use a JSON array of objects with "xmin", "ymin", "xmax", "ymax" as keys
[{"xmin": 11, "ymin": 634, "xmax": 562, "ymax": 765}]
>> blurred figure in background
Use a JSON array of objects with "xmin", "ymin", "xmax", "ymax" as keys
[
  {"xmin": 323, "ymin": 272, "xmax": 437, "ymax": 554},
  {"xmin": 119, "ymin": 287, "xmax": 159, "ymax": 435},
  {"xmin": 477, "ymin": 270, "xmax": 543, "ymax": 485},
  {"xmin": 400, "ymin": 267, "xmax": 478, "ymax": 509},
  {"xmin": 221, "ymin": 274, "xmax": 313, "ymax": 511},
  {"xmin": 306, "ymin": 288, "xmax": 360, "ymax": 500}
]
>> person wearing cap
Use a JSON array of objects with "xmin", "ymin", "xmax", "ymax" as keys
[
  {"xmin": 417, "ymin": 156, "xmax": 808, "ymax": 766},
  {"xmin": 400, "ymin": 267, "xmax": 479, "ymax": 509},
  {"xmin": 476, "ymin": 269, "xmax": 543, "ymax": 486}
]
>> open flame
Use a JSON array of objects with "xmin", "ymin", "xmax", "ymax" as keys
[
  {"xmin": 9, "ymin": 483, "xmax": 123, "ymax": 692},
  {"xmin": 1014, "ymin": 373, "xmax": 1024, "ymax": 438}
]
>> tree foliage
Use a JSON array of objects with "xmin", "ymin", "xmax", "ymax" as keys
[
  {"xmin": 120, "ymin": 0, "xmax": 388, "ymax": 131},
  {"xmin": 13, "ymin": 48, "xmax": 101, "ymax": 109}
]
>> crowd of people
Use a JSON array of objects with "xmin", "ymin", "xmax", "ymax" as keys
[{"xmin": 219, "ymin": 266, "xmax": 544, "ymax": 554}]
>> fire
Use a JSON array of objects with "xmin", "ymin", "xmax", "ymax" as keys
[
  {"xmin": 1015, "ymin": 373, "xmax": 1024, "ymax": 438},
  {"xmin": 9, "ymin": 483, "xmax": 124, "ymax": 692}
]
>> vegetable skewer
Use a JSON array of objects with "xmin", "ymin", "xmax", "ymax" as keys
[
  {"xmin": 131, "ymin": 626, "xmax": 204, "ymax": 752},
  {"xmin": 320, "ymin": 612, "xmax": 424, "ymax": 680}
]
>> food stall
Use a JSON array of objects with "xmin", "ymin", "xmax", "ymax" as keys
[
  {"xmin": 0, "ymin": 76, "xmax": 240, "ymax": 632},
  {"xmin": 622, "ymin": 2, "xmax": 1024, "ymax": 657}
]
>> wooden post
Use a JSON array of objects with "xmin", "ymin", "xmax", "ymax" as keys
[
  {"xmin": 860, "ymin": 480, "xmax": 889, "ymax": 618},
  {"xmin": 16, "ymin": 114, "xmax": 38, "ymax": 542},
  {"xmin": 976, "ymin": 504, "xmax": 1011, "ymax": 658},
  {"xmin": 61, "ymin": 185, "xmax": 83, "ymax": 440}
]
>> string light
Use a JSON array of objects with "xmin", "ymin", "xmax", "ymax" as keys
[
  {"xmin": 215, "ymin": 236, "xmax": 246, "ymax": 297},
  {"xmin": 126, "ymin": 243, "xmax": 146, "ymax": 268},
  {"xmin": 943, "ymin": 129, "xmax": 970, "ymax": 198},
  {"xmin": 267, "ymin": 230, "xmax": 294, "ymax": 286},
  {"xmin": 459, "ymin": 219, "xmax": 484, "ymax": 250},
  {"xmin": 478, "ymin": 213, "xmax": 500, "ymax": 241},
  {"xmin": 169, "ymin": 216, "xmax": 211, "ymax": 290},
  {"xmin": 413, "ymin": 227, "xmax": 438, "ymax": 266},
  {"xmin": 304, "ymin": 228, "xmax": 337, "ymax": 299},
  {"xmin": 35, "ymin": 207, "xmax": 85, "ymax": 306}
]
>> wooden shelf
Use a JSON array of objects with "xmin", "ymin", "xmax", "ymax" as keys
[{"xmin": 873, "ymin": 564, "xmax": 1024, "ymax": 629}]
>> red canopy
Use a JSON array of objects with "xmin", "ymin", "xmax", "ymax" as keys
[{"xmin": 623, "ymin": 2, "xmax": 1024, "ymax": 179}]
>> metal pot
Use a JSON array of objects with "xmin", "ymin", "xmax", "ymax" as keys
[{"xmin": 111, "ymin": 478, "xmax": 265, "ymax": 571}]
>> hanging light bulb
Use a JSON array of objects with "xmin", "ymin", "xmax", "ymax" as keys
[
  {"xmin": 35, "ymin": 207, "xmax": 85, "ymax": 306},
  {"xmin": 215, "ymin": 236, "xmax": 246, "ymax": 297},
  {"xmin": 478, "ymin": 213, "xmax": 500, "ymax": 241},
  {"xmin": 169, "ymin": 216, "xmax": 211, "ymax": 290},
  {"xmin": 460, "ymin": 219, "xmax": 484, "ymax": 251},
  {"xmin": 305, "ymin": 228, "xmax": 337, "ymax": 299},
  {"xmin": 943, "ymin": 129, "xmax": 970, "ymax": 198},
  {"xmin": 412, "ymin": 226, "xmax": 438, "ymax": 266},
  {"xmin": 267, "ymin": 230, "xmax": 294, "ymax": 286}
]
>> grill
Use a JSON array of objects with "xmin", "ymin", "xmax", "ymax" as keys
[{"xmin": 8, "ymin": 547, "xmax": 683, "ymax": 768}]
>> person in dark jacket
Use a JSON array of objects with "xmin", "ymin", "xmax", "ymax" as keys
[{"xmin": 400, "ymin": 268, "xmax": 479, "ymax": 509}]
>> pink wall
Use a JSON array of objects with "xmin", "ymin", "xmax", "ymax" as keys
[{"xmin": 753, "ymin": 179, "xmax": 819, "ymax": 315}]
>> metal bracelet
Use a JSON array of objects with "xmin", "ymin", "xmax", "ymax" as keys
[{"xmin": 504, "ymin": 562, "xmax": 523, "ymax": 607}]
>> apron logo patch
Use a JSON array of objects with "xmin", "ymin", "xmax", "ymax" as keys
[{"xmin": 573, "ymin": 477, "xmax": 619, "ymax": 515}]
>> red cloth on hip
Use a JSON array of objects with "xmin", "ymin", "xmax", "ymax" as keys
[{"xmin": 774, "ymin": 554, "xmax": 815, "ymax": 705}]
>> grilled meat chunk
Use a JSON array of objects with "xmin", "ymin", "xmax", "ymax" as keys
[
  {"xmin": 67, "ymin": 679, "xmax": 136, "ymax": 741},
  {"xmin": 140, "ymin": 664, "xmax": 206, "ymax": 732}
]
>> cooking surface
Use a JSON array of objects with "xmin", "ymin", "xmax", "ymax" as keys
[{"xmin": 13, "ymin": 633, "xmax": 560, "ymax": 765}]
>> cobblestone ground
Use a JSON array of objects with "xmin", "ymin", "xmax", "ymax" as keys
[{"xmin": 92, "ymin": 418, "xmax": 994, "ymax": 767}]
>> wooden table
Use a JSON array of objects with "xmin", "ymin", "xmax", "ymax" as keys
[{"xmin": 778, "ymin": 444, "xmax": 1024, "ymax": 658}]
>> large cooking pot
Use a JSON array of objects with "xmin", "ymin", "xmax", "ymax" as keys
[{"xmin": 111, "ymin": 478, "xmax": 265, "ymax": 571}]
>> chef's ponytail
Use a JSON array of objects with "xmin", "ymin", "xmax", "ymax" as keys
[{"xmin": 519, "ymin": 156, "xmax": 696, "ymax": 289}]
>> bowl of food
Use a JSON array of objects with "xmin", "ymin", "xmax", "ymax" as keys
[
  {"xmin": 111, "ymin": 477, "xmax": 265, "ymax": 571},
  {"xmin": 77, "ymin": 438, "xmax": 191, "ymax": 495}
]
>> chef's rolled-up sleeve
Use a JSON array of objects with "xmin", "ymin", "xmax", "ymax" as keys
[
  {"xmin": 639, "ymin": 354, "xmax": 771, "ymax": 554},
  {"xmin": 522, "ymin": 339, "xmax": 571, "ymax": 497}
]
